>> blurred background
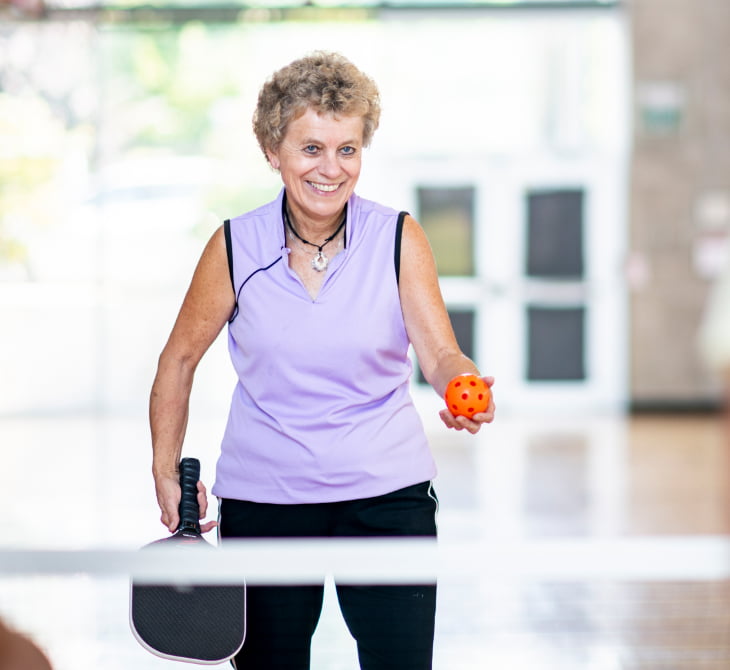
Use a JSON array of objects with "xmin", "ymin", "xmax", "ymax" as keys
[{"xmin": 1, "ymin": 1, "xmax": 729, "ymax": 668}]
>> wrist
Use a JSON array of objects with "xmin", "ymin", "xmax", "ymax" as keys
[{"xmin": 152, "ymin": 460, "xmax": 178, "ymax": 481}]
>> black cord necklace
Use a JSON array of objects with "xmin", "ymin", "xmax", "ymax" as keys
[{"xmin": 284, "ymin": 205, "xmax": 347, "ymax": 272}]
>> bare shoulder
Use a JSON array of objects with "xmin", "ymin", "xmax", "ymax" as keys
[
  {"xmin": 200, "ymin": 225, "xmax": 227, "ymax": 267},
  {"xmin": 189, "ymin": 225, "xmax": 231, "ymax": 295},
  {"xmin": 162, "ymin": 225, "xmax": 235, "ymax": 360},
  {"xmin": 401, "ymin": 213, "xmax": 433, "ymax": 254},
  {"xmin": 399, "ymin": 214, "xmax": 439, "ymax": 286}
]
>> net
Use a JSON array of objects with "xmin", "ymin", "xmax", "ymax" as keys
[{"xmin": 1, "ymin": 537, "xmax": 729, "ymax": 670}]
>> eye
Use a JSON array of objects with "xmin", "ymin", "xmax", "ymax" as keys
[
  {"xmin": 340, "ymin": 146, "xmax": 357, "ymax": 156},
  {"xmin": 303, "ymin": 145, "xmax": 319, "ymax": 155}
]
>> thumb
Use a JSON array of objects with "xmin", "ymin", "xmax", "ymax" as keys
[{"xmin": 161, "ymin": 506, "xmax": 180, "ymax": 533}]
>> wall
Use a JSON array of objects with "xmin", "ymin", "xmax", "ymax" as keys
[{"xmin": 629, "ymin": 0, "xmax": 730, "ymax": 408}]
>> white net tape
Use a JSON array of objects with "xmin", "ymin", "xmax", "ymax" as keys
[{"xmin": 2, "ymin": 536, "xmax": 730, "ymax": 583}]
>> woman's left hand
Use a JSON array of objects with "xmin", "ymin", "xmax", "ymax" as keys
[{"xmin": 439, "ymin": 376, "xmax": 495, "ymax": 434}]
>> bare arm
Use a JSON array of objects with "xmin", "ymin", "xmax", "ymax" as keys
[
  {"xmin": 150, "ymin": 226, "xmax": 235, "ymax": 531},
  {"xmin": 398, "ymin": 215, "xmax": 495, "ymax": 433}
]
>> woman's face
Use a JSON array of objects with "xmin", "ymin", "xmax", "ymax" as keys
[{"xmin": 267, "ymin": 107, "xmax": 364, "ymax": 228}]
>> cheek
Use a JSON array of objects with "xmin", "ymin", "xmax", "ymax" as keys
[
  {"xmin": 346, "ymin": 158, "xmax": 362, "ymax": 178},
  {"xmin": 281, "ymin": 155, "xmax": 309, "ymax": 176}
]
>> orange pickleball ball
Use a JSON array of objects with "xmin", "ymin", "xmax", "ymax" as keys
[{"xmin": 444, "ymin": 374, "xmax": 491, "ymax": 419}]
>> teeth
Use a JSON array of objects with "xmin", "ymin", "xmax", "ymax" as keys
[{"xmin": 310, "ymin": 182, "xmax": 339, "ymax": 192}]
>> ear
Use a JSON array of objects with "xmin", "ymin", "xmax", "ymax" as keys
[{"xmin": 266, "ymin": 148, "xmax": 280, "ymax": 171}]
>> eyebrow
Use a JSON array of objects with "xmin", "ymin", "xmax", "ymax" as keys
[{"xmin": 300, "ymin": 137, "xmax": 361, "ymax": 146}]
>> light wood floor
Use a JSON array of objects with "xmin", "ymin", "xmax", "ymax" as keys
[{"xmin": 432, "ymin": 412, "xmax": 730, "ymax": 669}]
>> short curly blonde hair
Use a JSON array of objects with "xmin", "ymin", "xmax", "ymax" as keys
[{"xmin": 253, "ymin": 51, "xmax": 381, "ymax": 163}]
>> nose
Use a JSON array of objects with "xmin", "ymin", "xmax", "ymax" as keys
[{"xmin": 318, "ymin": 150, "xmax": 342, "ymax": 179}]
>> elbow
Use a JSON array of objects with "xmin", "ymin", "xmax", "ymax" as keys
[{"xmin": 156, "ymin": 346, "xmax": 200, "ymax": 385}]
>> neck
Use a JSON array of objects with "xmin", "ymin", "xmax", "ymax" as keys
[
  {"xmin": 291, "ymin": 212, "xmax": 342, "ymax": 241},
  {"xmin": 287, "ymin": 207, "xmax": 346, "ymax": 248},
  {"xmin": 284, "ymin": 201, "xmax": 347, "ymax": 246}
]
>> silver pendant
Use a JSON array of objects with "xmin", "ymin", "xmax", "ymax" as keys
[{"xmin": 311, "ymin": 251, "xmax": 328, "ymax": 272}]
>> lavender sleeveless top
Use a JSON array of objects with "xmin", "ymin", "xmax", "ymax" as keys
[{"xmin": 212, "ymin": 189, "xmax": 436, "ymax": 504}]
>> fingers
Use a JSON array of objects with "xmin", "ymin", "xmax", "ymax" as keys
[
  {"xmin": 163, "ymin": 514, "xmax": 179, "ymax": 533},
  {"xmin": 156, "ymin": 475, "xmax": 218, "ymax": 533},
  {"xmin": 196, "ymin": 480, "xmax": 208, "ymax": 516},
  {"xmin": 477, "ymin": 394, "xmax": 497, "ymax": 424},
  {"xmin": 439, "ymin": 382, "xmax": 496, "ymax": 434},
  {"xmin": 197, "ymin": 480, "xmax": 218, "ymax": 534},
  {"xmin": 200, "ymin": 520, "xmax": 218, "ymax": 534},
  {"xmin": 160, "ymin": 501, "xmax": 180, "ymax": 533},
  {"xmin": 439, "ymin": 408, "xmax": 479, "ymax": 433}
]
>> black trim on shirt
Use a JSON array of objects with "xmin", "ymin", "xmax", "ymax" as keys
[
  {"xmin": 225, "ymin": 218, "xmax": 283, "ymax": 324},
  {"xmin": 224, "ymin": 219, "xmax": 235, "ymax": 291},
  {"xmin": 395, "ymin": 211, "xmax": 408, "ymax": 285}
]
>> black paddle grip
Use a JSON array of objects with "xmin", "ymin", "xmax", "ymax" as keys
[{"xmin": 178, "ymin": 457, "xmax": 201, "ymax": 533}]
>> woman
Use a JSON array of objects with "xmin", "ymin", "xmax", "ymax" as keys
[{"xmin": 150, "ymin": 51, "xmax": 495, "ymax": 670}]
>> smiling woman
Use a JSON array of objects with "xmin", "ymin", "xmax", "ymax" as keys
[
  {"xmin": 268, "ymin": 108, "xmax": 364, "ymax": 267},
  {"xmin": 148, "ymin": 50, "xmax": 495, "ymax": 670}
]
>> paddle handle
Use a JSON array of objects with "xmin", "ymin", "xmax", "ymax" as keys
[{"xmin": 178, "ymin": 457, "xmax": 201, "ymax": 534}]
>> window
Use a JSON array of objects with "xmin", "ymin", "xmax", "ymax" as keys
[
  {"xmin": 527, "ymin": 306, "xmax": 585, "ymax": 381},
  {"xmin": 526, "ymin": 189, "xmax": 584, "ymax": 279},
  {"xmin": 417, "ymin": 186, "xmax": 475, "ymax": 276}
]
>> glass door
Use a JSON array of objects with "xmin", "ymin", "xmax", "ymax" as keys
[{"xmin": 380, "ymin": 156, "xmax": 627, "ymax": 416}]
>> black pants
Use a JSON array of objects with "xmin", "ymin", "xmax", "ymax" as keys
[{"xmin": 219, "ymin": 481, "xmax": 438, "ymax": 670}]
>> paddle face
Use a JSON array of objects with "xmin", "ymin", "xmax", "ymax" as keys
[{"xmin": 129, "ymin": 458, "xmax": 246, "ymax": 664}]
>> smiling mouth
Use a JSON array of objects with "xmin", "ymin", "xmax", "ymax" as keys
[{"xmin": 308, "ymin": 181, "xmax": 340, "ymax": 193}]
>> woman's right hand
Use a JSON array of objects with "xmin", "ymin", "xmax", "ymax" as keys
[
  {"xmin": 155, "ymin": 472, "xmax": 182, "ymax": 533},
  {"xmin": 154, "ymin": 473, "xmax": 217, "ymax": 534}
]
